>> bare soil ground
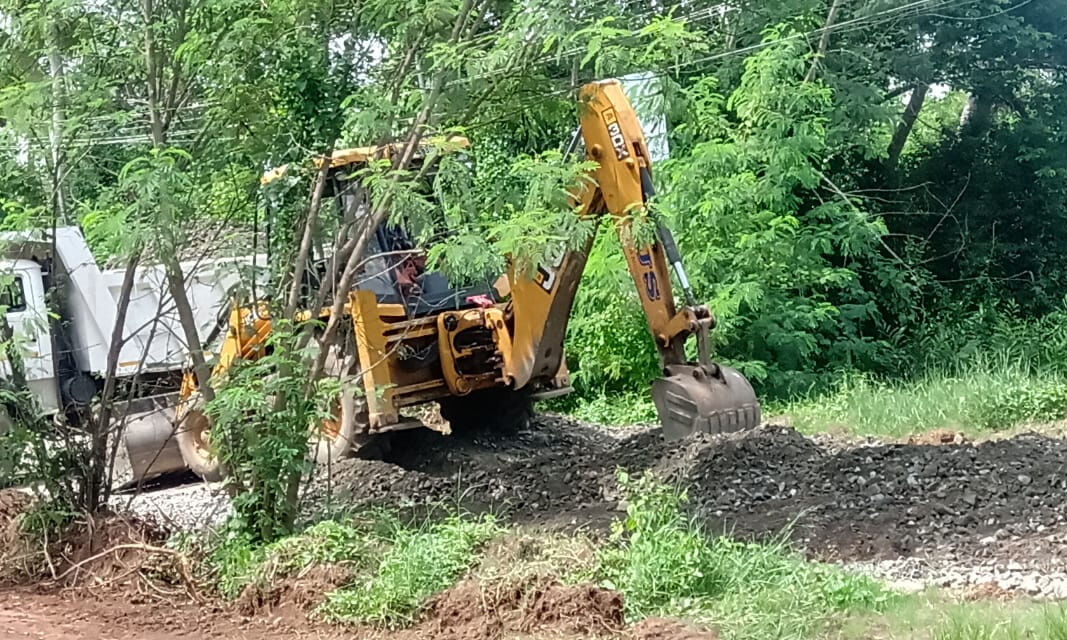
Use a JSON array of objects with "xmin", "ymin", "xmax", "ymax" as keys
[
  {"xmin": 0, "ymin": 583, "xmax": 715, "ymax": 640},
  {"xmin": 8, "ymin": 414, "xmax": 1067, "ymax": 637},
  {"xmin": 0, "ymin": 587, "xmax": 347, "ymax": 640}
]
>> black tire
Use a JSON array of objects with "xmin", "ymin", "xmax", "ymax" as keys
[
  {"xmin": 174, "ymin": 392, "xmax": 224, "ymax": 482},
  {"xmin": 438, "ymin": 388, "xmax": 534, "ymax": 434}
]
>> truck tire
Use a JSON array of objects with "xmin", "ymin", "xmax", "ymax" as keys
[
  {"xmin": 439, "ymin": 388, "xmax": 534, "ymax": 434},
  {"xmin": 174, "ymin": 392, "xmax": 224, "ymax": 482}
]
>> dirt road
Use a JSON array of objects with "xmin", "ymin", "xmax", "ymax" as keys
[{"xmin": 0, "ymin": 589, "xmax": 343, "ymax": 640}]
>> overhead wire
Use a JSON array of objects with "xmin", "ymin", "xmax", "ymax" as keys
[
  {"xmin": 434, "ymin": 0, "xmax": 989, "ymax": 135},
  {"xmin": 0, "ymin": 0, "xmax": 1025, "ymax": 153}
]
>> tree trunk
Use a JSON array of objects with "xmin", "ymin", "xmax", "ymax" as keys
[
  {"xmin": 86, "ymin": 254, "xmax": 140, "ymax": 511},
  {"xmin": 162, "ymin": 253, "xmax": 215, "ymax": 403},
  {"xmin": 805, "ymin": 0, "xmax": 843, "ymax": 83},
  {"xmin": 959, "ymin": 92, "xmax": 994, "ymax": 136},
  {"xmin": 886, "ymin": 83, "xmax": 929, "ymax": 172},
  {"xmin": 284, "ymin": 145, "xmax": 335, "ymax": 319},
  {"xmin": 47, "ymin": 19, "xmax": 68, "ymax": 223},
  {"xmin": 143, "ymin": 0, "xmax": 212, "ymax": 403}
]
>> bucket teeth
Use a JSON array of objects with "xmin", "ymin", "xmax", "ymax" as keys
[{"xmin": 652, "ymin": 364, "xmax": 760, "ymax": 440}]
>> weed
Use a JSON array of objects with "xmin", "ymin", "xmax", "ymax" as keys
[
  {"xmin": 17, "ymin": 499, "xmax": 76, "ymax": 545},
  {"xmin": 318, "ymin": 514, "xmax": 499, "ymax": 627},
  {"xmin": 210, "ymin": 529, "xmax": 267, "ymax": 600},
  {"xmin": 597, "ymin": 471, "xmax": 893, "ymax": 639}
]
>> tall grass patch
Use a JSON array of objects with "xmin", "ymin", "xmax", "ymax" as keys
[
  {"xmin": 596, "ymin": 471, "xmax": 893, "ymax": 639},
  {"xmin": 778, "ymin": 352, "xmax": 1067, "ymax": 437},
  {"xmin": 933, "ymin": 604, "xmax": 1067, "ymax": 640},
  {"xmin": 317, "ymin": 515, "xmax": 498, "ymax": 627},
  {"xmin": 209, "ymin": 518, "xmax": 379, "ymax": 600}
]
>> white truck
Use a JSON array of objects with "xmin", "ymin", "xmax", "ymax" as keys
[{"xmin": 1, "ymin": 226, "xmax": 261, "ymax": 482}]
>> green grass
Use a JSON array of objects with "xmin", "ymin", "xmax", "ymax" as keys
[
  {"xmin": 209, "ymin": 518, "xmax": 381, "ymax": 600},
  {"xmin": 550, "ymin": 389, "xmax": 658, "ymax": 425},
  {"xmin": 933, "ymin": 605, "xmax": 1067, "ymax": 640},
  {"xmin": 316, "ymin": 514, "xmax": 499, "ymax": 627},
  {"xmin": 207, "ymin": 511, "xmax": 497, "ymax": 626},
  {"xmin": 830, "ymin": 592, "xmax": 1067, "ymax": 640},
  {"xmin": 598, "ymin": 471, "xmax": 894, "ymax": 640},
  {"xmin": 777, "ymin": 353, "xmax": 1067, "ymax": 438}
]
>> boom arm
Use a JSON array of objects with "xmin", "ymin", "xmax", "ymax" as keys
[{"xmin": 507, "ymin": 79, "xmax": 760, "ymax": 438}]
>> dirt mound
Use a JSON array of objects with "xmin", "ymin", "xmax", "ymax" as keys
[
  {"xmin": 413, "ymin": 578, "xmax": 624, "ymax": 640},
  {"xmin": 55, "ymin": 513, "xmax": 170, "ymax": 585},
  {"xmin": 237, "ymin": 564, "xmax": 351, "ymax": 617},
  {"xmin": 310, "ymin": 417, "xmax": 1067, "ymax": 568},
  {"xmin": 631, "ymin": 618, "xmax": 719, "ymax": 640}
]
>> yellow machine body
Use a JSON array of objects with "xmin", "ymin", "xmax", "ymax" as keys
[{"xmin": 166, "ymin": 80, "xmax": 759, "ymax": 479}]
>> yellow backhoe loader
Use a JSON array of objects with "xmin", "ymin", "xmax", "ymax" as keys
[{"xmin": 155, "ymin": 79, "xmax": 762, "ymax": 480}]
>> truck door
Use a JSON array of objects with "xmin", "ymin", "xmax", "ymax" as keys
[{"xmin": 1, "ymin": 261, "xmax": 59, "ymax": 414}]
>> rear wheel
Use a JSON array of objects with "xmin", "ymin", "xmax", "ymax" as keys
[
  {"xmin": 309, "ymin": 340, "xmax": 371, "ymax": 465},
  {"xmin": 174, "ymin": 392, "xmax": 224, "ymax": 482},
  {"xmin": 311, "ymin": 383, "xmax": 372, "ymax": 464},
  {"xmin": 438, "ymin": 388, "xmax": 534, "ymax": 434}
]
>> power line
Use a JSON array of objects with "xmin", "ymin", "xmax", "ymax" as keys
[
  {"xmin": 0, "ymin": 0, "xmax": 1013, "ymax": 152},
  {"xmin": 444, "ymin": 0, "xmax": 987, "ymax": 131}
]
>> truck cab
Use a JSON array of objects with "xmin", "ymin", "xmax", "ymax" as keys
[{"xmin": 1, "ymin": 258, "xmax": 59, "ymax": 415}]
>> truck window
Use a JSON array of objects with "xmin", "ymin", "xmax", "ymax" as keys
[{"xmin": 1, "ymin": 277, "xmax": 26, "ymax": 313}]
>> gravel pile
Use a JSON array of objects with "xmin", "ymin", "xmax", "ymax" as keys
[
  {"xmin": 112, "ymin": 480, "xmax": 230, "ymax": 531},
  {"xmin": 309, "ymin": 419, "xmax": 1067, "ymax": 563},
  {"xmin": 849, "ymin": 552, "xmax": 1067, "ymax": 601},
  {"xmin": 125, "ymin": 415, "xmax": 1067, "ymax": 598}
]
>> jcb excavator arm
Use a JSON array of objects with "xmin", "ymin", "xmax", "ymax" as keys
[{"xmin": 507, "ymin": 79, "xmax": 761, "ymax": 438}]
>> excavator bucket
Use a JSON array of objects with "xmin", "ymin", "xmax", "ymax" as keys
[{"xmin": 652, "ymin": 364, "xmax": 761, "ymax": 440}]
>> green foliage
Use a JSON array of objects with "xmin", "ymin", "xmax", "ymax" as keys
[
  {"xmin": 317, "ymin": 515, "xmax": 499, "ymax": 627},
  {"xmin": 207, "ymin": 321, "xmax": 339, "ymax": 541},
  {"xmin": 209, "ymin": 518, "xmax": 376, "ymax": 600},
  {"xmin": 426, "ymin": 150, "xmax": 599, "ymax": 284},
  {"xmin": 568, "ymin": 34, "xmax": 915, "ymax": 401},
  {"xmin": 15, "ymin": 499, "xmax": 77, "ymax": 546},
  {"xmin": 597, "ymin": 471, "xmax": 893, "ymax": 639},
  {"xmin": 551, "ymin": 389, "xmax": 658, "ymax": 425},
  {"xmin": 566, "ymin": 231, "xmax": 663, "ymax": 396},
  {"xmin": 209, "ymin": 529, "xmax": 268, "ymax": 601}
]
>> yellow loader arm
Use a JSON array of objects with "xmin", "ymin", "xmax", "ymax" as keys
[{"xmin": 507, "ymin": 79, "xmax": 761, "ymax": 438}]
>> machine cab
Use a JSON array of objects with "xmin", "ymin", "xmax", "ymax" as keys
[{"xmin": 263, "ymin": 138, "xmax": 500, "ymax": 319}]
